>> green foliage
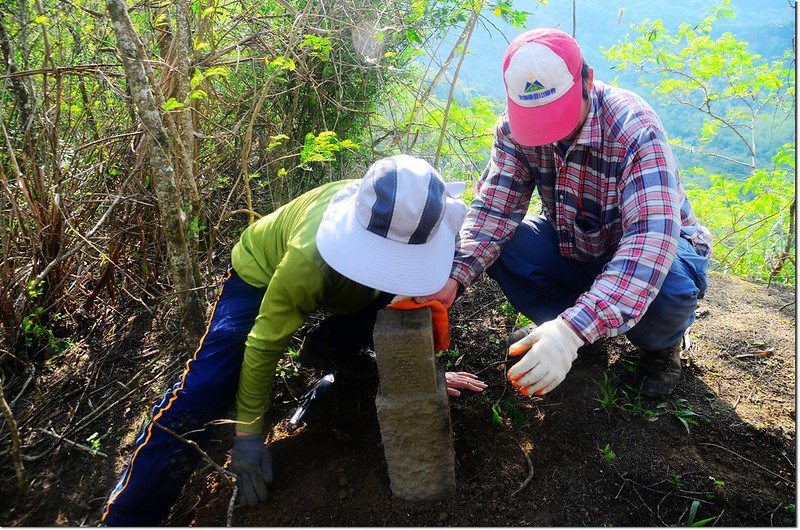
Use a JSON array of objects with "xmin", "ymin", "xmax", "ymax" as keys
[
  {"xmin": 705, "ymin": 478, "xmax": 725, "ymax": 502},
  {"xmin": 371, "ymin": 82, "xmax": 497, "ymax": 180},
  {"xmin": 603, "ymin": 1, "xmax": 793, "ymax": 136},
  {"xmin": 266, "ymin": 56, "xmax": 296, "ymax": 77},
  {"xmin": 436, "ymin": 347, "xmax": 462, "ymax": 370},
  {"xmin": 162, "ymin": 98, "xmax": 186, "ymax": 111},
  {"xmin": 20, "ymin": 280, "xmax": 67, "ymax": 355},
  {"xmin": 686, "ymin": 499, "xmax": 721, "ymax": 526},
  {"xmin": 300, "ymin": 35, "xmax": 331, "ymax": 60},
  {"xmin": 490, "ymin": 1, "xmax": 530, "ymax": 29},
  {"xmin": 603, "ymin": 1, "xmax": 795, "ymax": 283},
  {"xmin": 668, "ymin": 472, "xmax": 685, "ymax": 490},
  {"xmin": 594, "ymin": 373, "xmax": 618, "ymax": 412},
  {"xmin": 86, "ymin": 432, "xmax": 102, "ymax": 455},
  {"xmin": 491, "ymin": 396, "xmax": 526, "ymax": 428},
  {"xmin": 685, "ymin": 144, "xmax": 795, "ymax": 282},
  {"xmin": 299, "ymin": 131, "xmax": 359, "ymax": 167},
  {"xmin": 601, "ymin": 443, "xmax": 617, "ymax": 463},
  {"xmin": 497, "ymin": 299, "xmax": 532, "ymax": 329},
  {"xmin": 188, "ymin": 216, "xmax": 207, "ymax": 235},
  {"xmin": 276, "ymin": 348, "xmax": 300, "ymax": 379},
  {"xmin": 619, "ymin": 387, "xmax": 660, "ymax": 421},
  {"xmin": 658, "ymin": 398, "xmax": 700, "ymax": 435},
  {"xmin": 497, "ymin": 300, "xmax": 516, "ymax": 317},
  {"xmin": 373, "ymin": 1, "xmax": 536, "ymax": 182},
  {"xmin": 616, "ymin": 383, "xmax": 704, "ymax": 434}
]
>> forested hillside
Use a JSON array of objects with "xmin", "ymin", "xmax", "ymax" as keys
[
  {"xmin": 445, "ymin": 0, "xmax": 794, "ymax": 177},
  {"xmin": 0, "ymin": 0, "xmax": 795, "ymax": 526}
]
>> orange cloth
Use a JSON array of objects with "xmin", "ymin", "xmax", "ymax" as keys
[{"xmin": 386, "ymin": 299, "xmax": 451, "ymax": 352}]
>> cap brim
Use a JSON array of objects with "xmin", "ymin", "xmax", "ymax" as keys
[
  {"xmin": 316, "ymin": 183, "xmax": 457, "ymax": 297},
  {"xmin": 506, "ymin": 79, "xmax": 582, "ymax": 146}
]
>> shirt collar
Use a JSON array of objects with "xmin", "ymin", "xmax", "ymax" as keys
[{"xmin": 566, "ymin": 84, "xmax": 602, "ymax": 151}]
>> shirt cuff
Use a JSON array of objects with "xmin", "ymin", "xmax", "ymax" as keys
[
  {"xmin": 235, "ymin": 411, "xmax": 264, "ymax": 435},
  {"xmin": 450, "ymin": 261, "xmax": 478, "ymax": 290},
  {"xmin": 560, "ymin": 304, "xmax": 603, "ymax": 345}
]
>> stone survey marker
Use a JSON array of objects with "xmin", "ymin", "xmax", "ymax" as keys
[{"xmin": 372, "ymin": 307, "xmax": 456, "ymax": 500}]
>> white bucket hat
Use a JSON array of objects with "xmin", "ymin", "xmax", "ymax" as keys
[{"xmin": 316, "ymin": 155, "xmax": 467, "ymax": 297}]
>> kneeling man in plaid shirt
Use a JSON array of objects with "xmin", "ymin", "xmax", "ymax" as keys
[{"xmin": 419, "ymin": 28, "xmax": 712, "ymax": 399}]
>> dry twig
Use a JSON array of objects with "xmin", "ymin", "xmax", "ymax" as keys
[
  {"xmin": 0, "ymin": 378, "xmax": 28, "ymax": 493},
  {"xmin": 226, "ymin": 484, "xmax": 238, "ymax": 527},
  {"xmin": 510, "ymin": 440, "xmax": 534, "ymax": 497},
  {"xmin": 34, "ymin": 427, "xmax": 108, "ymax": 458},
  {"xmin": 152, "ymin": 421, "xmax": 235, "ymax": 486}
]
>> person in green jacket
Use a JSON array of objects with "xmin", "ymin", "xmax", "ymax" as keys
[{"xmin": 100, "ymin": 154, "xmax": 487, "ymax": 526}]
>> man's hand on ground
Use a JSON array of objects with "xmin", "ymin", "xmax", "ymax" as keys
[
  {"xmin": 444, "ymin": 371, "xmax": 488, "ymax": 397},
  {"xmin": 506, "ymin": 317, "xmax": 584, "ymax": 396},
  {"xmin": 413, "ymin": 277, "xmax": 459, "ymax": 309},
  {"xmin": 231, "ymin": 433, "xmax": 273, "ymax": 506}
]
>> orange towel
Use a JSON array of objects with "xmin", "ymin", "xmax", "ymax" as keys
[{"xmin": 386, "ymin": 299, "xmax": 451, "ymax": 352}]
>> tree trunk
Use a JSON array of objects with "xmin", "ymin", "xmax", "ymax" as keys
[
  {"xmin": 172, "ymin": 0, "xmax": 205, "ymax": 288},
  {"xmin": 106, "ymin": 0, "xmax": 205, "ymax": 342}
]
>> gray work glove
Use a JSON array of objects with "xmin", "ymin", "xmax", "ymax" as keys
[{"xmin": 230, "ymin": 434, "xmax": 273, "ymax": 506}]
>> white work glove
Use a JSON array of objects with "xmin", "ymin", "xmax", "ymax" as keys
[{"xmin": 506, "ymin": 317, "xmax": 584, "ymax": 396}]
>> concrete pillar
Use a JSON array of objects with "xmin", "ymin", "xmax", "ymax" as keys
[{"xmin": 372, "ymin": 307, "xmax": 456, "ymax": 500}]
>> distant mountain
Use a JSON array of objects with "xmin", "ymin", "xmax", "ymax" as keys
[{"xmin": 453, "ymin": 0, "xmax": 793, "ymax": 102}]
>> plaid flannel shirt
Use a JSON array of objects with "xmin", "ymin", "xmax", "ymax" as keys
[{"xmin": 452, "ymin": 81, "xmax": 712, "ymax": 344}]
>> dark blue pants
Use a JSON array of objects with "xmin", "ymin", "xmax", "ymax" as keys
[
  {"xmin": 487, "ymin": 216, "xmax": 709, "ymax": 350},
  {"xmin": 101, "ymin": 268, "xmax": 265, "ymax": 526},
  {"xmin": 101, "ymin": 268, "xmax": 390, "ymax": 526}
]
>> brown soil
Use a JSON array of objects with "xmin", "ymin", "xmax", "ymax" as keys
[{"xmin": 2, "ymin": 272, "xmax": 796, "ymax": 527}]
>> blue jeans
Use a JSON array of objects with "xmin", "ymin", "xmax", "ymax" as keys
[{"xmin": 487, "ymin": 215, "xmax": 709, "ymax": 350}]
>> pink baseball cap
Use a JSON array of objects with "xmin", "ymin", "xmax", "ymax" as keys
[{"xmin": 502, "ymin": 28, "xmax": 584, "ymax": 147}]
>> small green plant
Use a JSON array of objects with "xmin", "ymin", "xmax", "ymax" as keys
[
  {"xmin": 497, "ymin": 300, "xmax": 532, "ymax": 328},
  {"xmin": 668, "ymin": 472, "xmax": 685, "ymax": 490},
  {"xmin": 619, "ymin": 385, "xmax": 659, "ymax": 421},
  {"xmin": 187, "ymin": 215, "xmax": 206, "ymax": 235},
  {"xmin": 491, "ymin": 396, "xmax": 526, "ymax": 428},
  {"xmin": 706, "ymin": 478, "xmax": 725, "ymax": 501},
  {"xmin": 86, "ymin": 432, "xmax": 102, "ymax": 455},
  {"xmin": 21, "ymin": 279, "xmax": 70, "ymax": 354},
  {"xmin": 659, "ymin": 398, "xmax": 701, "ymax": 435},
  {"xmin": 436, "ymin": 347, "xmax": 461, "ymax": 370},
  {"xmin": 619, "ymin": 357, "xmax": 637, "ymax": 374},
  {"xmin": 784, "ymin": 504, "xmax": 796, "ymax": 515},
  {"xmin": 601, "ymin": 443, "xmax": 617, "ymax": 463},
  {"xmin": 594, "ymin": 373, "xmax": 618, "ymax": 412},
  {"xmin": 498, "ymin": 300, "xmax": 516, "ymax": 317},
  {"xmin": 686, "ymin": 499, "xmax": 721, "ymax": 526},
  {"xmin": 276, "ymin": 348, "xmax": 301, "ymax": 379}
]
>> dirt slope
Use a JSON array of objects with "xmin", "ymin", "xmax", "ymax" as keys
[{"xmin": 1, "ymin": 272, "xmax": 796, "ymax": 526}]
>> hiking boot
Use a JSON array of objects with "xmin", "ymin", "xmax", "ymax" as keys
[{"xmin": 635, "ymin": 338, "xmax": 684, "ymax": 398}]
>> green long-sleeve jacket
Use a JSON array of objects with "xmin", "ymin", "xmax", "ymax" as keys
[{"xmin": 230, "ymin": 180, "xmax": 379, "ymax": 434}]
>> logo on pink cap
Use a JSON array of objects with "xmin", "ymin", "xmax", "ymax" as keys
[{"xmin": 524, "ymin": 80, "xmax": 546, "ymax": 93}]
